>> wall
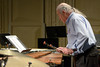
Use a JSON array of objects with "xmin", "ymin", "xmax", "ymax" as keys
[
  {"xmin": 0, "ymin": 0, "xmax": 44, "ymax": 48},
  {"xmin": 0, "ymin": 0, "xmax": 100, "ymax": 48},
  {"xmin": 11, "ymin": 0, "xmax": 44, "ymax": 48}
]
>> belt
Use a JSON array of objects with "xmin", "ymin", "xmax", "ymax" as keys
[{"xmin": 75, "ymin": 45, "xmax": 98, "ymax": 58}]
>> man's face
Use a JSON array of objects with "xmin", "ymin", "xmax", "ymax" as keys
[{"xmin": 57, "ymin": 11, "xmax": 67, "ymax": 24}]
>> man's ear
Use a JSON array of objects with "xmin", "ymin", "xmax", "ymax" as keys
[{"xmin": 62, "ymin": 10, "xmax": 66, "ymax": 15}]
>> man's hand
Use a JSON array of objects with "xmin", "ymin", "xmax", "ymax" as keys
[{"xmin": 56, "ymin": 47, "xmax": 74, "ymax": 55}]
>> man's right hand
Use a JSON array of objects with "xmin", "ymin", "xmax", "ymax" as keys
[{"xmin": 56, "ymin": 47, "xmax": 74, "ymax": 55}]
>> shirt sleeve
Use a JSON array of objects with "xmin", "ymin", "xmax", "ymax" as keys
[{"xmin": 72, "ymin": 18, "xmax": 89, "ymax": 54}]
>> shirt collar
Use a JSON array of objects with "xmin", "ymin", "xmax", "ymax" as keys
[{"xmin": 66, "ymin": 12, "xmax": 74, "ymax": 24}]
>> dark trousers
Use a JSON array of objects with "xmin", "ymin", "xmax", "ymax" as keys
[{"xmin": 74, "ymin": 45, "xmax": 99, "ymax": 67}]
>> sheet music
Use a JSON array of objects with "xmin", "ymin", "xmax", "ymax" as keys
[{"xmin": 5, "ymin": 35, "xmax": 27, "ymax": 52}]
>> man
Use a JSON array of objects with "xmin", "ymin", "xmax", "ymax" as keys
[{"xmin": 56, "ymin": 3, "xmax": 99, "ymax": 67}]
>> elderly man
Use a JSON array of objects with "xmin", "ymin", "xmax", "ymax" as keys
[{"xmin": 56, "ymin": 3, "xmax": 99, "ymax": 67}]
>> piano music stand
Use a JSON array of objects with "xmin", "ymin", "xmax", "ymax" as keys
[
  {"xmin": 46, "ymin": 26, "xmax": 67, "ymax": 38},
  {"xmin": 0, "ymin": 33, "xmax": 12, "ymax": 48},
  {"xmin": 5, "ymin": 35, "xmax": 31, "ymax": 52}
]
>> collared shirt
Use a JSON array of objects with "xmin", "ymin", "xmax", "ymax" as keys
[{"xmin": 66, "ymin": 12, "xmax": 96, "ymax": 55}]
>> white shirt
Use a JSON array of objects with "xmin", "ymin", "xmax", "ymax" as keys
[{"xmin": 66, "ymin": 12, "xmax": 96, "ymax": 55}]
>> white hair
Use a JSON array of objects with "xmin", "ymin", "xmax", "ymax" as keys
[
  {"xmin": 56, "ymin": 3, "xmax": 86, "ymax": 17},
  {"xmin": 56, "ymin": 3, "xmax": 73, "ymax": 14}
]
